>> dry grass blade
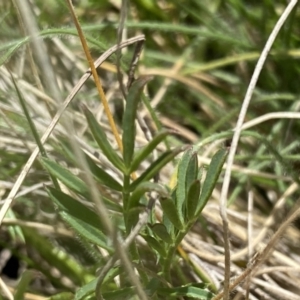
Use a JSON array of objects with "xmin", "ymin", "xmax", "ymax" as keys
[
  {"xmin": 240, "ymin": 112, "xmax": 300, "ymax": 131},
  {"xmin": 12, "ymin": 0, "xmax": 60, "ymax": 101},
  {"xmin": 0, "ymin": 277, "xmax": 13, "ymax": 300},
  {"xmin": 65, "ymin": 0, "xmax": 123, "ymax": 154}
]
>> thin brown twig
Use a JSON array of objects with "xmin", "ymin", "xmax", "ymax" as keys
[{"xmin": 65, "ymin": 0, "xmax": 123, "ymax": 154}]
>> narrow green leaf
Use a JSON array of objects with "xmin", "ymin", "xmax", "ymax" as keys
[
  {"xmin": 61, "ymin": 211, "xmax": 112, "ymax": 251},
  {"xmin": 0, "ymin": 37, "xmax": 29, "ymax": 65},
  {"xmin": 41, "ymin": 158, "xmax": 89, "ymax": 196},
  {"xmin": 85, "ymin": 153, "xmax": 123, "ymax": 191},
  {"xmin": 149, "ymin": 223, "xmax": 173, "ymax": 244},
  {"xmin": 48, "ymin": 293, "xmax": 74, "ymax": 300},
  {"xmin": 83, "ymin": 105, "xmax": 125, "ymax": 171},
  {"xmin": 23, "ymin": 227, "xmax": 89, "ymax": 286},
  {"xmin": 142, "ymin": 93, "xmax": 163, "ymax": 129},
  {"xmin": 57, "ymin": 139, "xmax": 76, "ymax": 162},
  {"xmin": 10, "ymin": 73, "xmax": 46, "ymax": 158},
  {"xmin": 141, "ymin": 234, "xmax": 167, "ymax": 258},
  {"xmin": 102, "ymin": 287, "xmax": 135, "ymax": 299},
  {"xmin": 157, "ymin": 283, "xmax": 214, "ymax": 299},
  {"xmin": 176, "ymin": 147, "xmax": 193, "ymax": 222},
  {"xmin": 14, "ymin": 270, "xmax": 34, "ymax": 300},
  {"xmin": 75, "ymin": 267, "xmax": 120, "ymax": 300},
  {"xmin": 160, "ymin": 197, "xmax": 184, "ymax": 230},
  {"xmin": 75, "ymin": 278, "xmax": 97, "ymax": 300},
  {"xmin": 129, "ymin": 181, "xmax": 169, "ymax": 209},
  {"xmin": 185, "ymin": 152, "xmax": 198, "ymax": 191},
  {"xmin": 125, "ymin": 206, "xmax": 144, "ymax": 232},
  {"xmin": 146, "ymin": 278, "xmax": 162, "ymax": 297},
  {"xmin": 162, "ymin": 189, "xmax": 177, "ymax": 241},
  {"xmin": 122, "ymin": 76, "xmax": 153, "ymax": 169},
  {"xmin": 11, "ymin": 73, "xmax": 60, "ymax": 190},
  {"xmin": 197, "ymin": 148, "xmax": 228, "ymax": 215},
  {"xmin": 130, "ymin": 145, "xmax": 187, "ymax": 191},
  {"xmin": 47, "ymin": 187, "xmax": 112, "ymax": 251},
  {"xmin": 130, "ymin": 130, "xmax": 170, "ymax": 172},
  {"xmin": 186, "ymin": 180, "xmax": 201, "ymax": 222},
  {"xmin": 5, "ymin": 209, "xmax": 24, "ymax": 242}
]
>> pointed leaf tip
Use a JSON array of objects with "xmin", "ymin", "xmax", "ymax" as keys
[
  {"xmin": 196, "ymin": 148, "xmax": 228, "ymax": 215},
  {"xmin": 122, "ymin": 75, "xmax": 153, "ymax": 169}
]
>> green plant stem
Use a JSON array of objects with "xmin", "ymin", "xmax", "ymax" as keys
[
  {"xmin": 122, "ymin": 174, "xmax": 139, "ymax": 263},
  {"xmin": 162, "ymin": 218, "xmax": 207, "ymax": 284},
  {"xmin": 162, "ymin": 231, "xmax": 185, "ymax": 282},
  {"xmin": 123, "ymin": 174, "xmax": 131, "ymax": 223}
]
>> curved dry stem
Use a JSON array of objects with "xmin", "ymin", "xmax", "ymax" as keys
[
  {"xmin": 2, "ymin": 219, "xmax": 72, "ymax": 237},
  {"xmin": 217, "ymin": 1, "xmax": 298, "ymax": 298},
  {"xmin": 240, "ymin": 112, "xmax": 300, "ymax": 131}
]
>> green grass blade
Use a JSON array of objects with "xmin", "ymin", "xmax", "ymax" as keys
[
  {"xmin": 5, "ymin": 209, "xmax": 25, "ymax": 243},
  {"xmin": 141, "ymin": 94, "xmax": 164, "ymax": 131},
  {"xmin": 41, "ymin": 157, "xmax": 89, "ymax": 196},
  {"xmin": 10, "ymin": 74, "xmax": 61, "ymax": 190},
  {"xmin": 122, "ymin": 75, "xmax": 153, "ymax": 169},
  {"xmin": 197, "ymin": 149, "xmax": 228, "ymax": 215},
  {"xmin": 130, "ymin": 130, "xmax": 170, "ymax": 172},
  {"xmin": 47, "ymin": 187, "xmax": 112, "ymax": 251},
  {"xmin": 10, "ymin": 74, "xmax": 46, "ymax": 157},
  {"xmin": 83, "ymin": 105, "xmax": 125, "ymax": 172}
]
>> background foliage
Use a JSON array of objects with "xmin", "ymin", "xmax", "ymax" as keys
[{"xmin": 1, "ymin": 0, "xmax": 300, "ymax": 299}]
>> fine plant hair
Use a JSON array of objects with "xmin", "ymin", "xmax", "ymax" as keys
[{"xmin": 218, "ymin": 0, "xmax": 299, "ymax": 298}]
